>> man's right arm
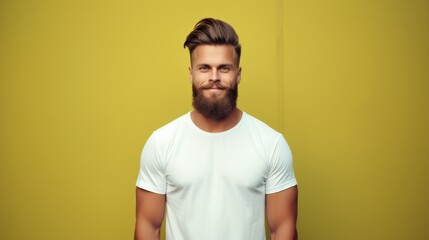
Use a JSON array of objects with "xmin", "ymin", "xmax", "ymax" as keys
[{"xmin": 134, "ymin": 187, "xmax": 166, "ymax": 240}]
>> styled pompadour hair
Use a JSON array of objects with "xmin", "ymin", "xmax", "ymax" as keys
[{"xmin": 183, "ymin": 18, "xmax": 241, "ymax": 64}]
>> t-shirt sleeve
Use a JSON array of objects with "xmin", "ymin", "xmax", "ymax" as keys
[
  {"xmin": 136, "ymin": 133, "xmax": 167, "ymax": 194},
  {"xmin": 265, "ymin": 135, "xmax": 297, "ymax": 194}
]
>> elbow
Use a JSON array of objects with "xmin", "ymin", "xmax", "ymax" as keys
[
  {"xmin": 270, "ymin": 224, "xmax": 297, "ymax": 240},
  {"xmin": 134, "ymin": 219, "xmax": 161, "ymax": 240}
]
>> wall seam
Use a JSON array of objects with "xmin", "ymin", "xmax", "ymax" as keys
[{"xmin": 277, "ymin": 0, "xmax": 285, "ymax": 133}]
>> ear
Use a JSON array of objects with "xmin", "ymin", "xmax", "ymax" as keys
[
  {"xmin": 188, "ymin": 67, "xmax": 193, "ymax": 84},
  {"xmin": 237, "ymin": 67, "xmax": 242, "ymax": 84}
]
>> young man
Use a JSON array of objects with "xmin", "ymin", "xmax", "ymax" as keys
[{"xmin": 135, "ymin": 18, "xmax": 298, "ymax": 240}]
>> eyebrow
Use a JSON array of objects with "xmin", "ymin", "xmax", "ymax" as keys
[{"xmin": 195, "ymin": 63, "xmax": 235, "ymax": 68}]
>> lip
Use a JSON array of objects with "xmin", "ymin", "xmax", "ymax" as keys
[
  {"xmin": 203, "ymin": 85, "xmax": 226, "ymax": 90},
  {"xmin": 204, "ymin": 88, "xmax": 225, "ymax": 91},
  {"xmin": 201, "ymin": 82, "xmax": 227, "ymax": 90}
]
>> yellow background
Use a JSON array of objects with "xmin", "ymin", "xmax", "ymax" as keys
[{"xmin": 1, "ymin": 0, "xmax": 428, "ymax": 239}]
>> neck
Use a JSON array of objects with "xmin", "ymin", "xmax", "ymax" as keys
[{"xmin": 190, "ymin": 108, "xmax": 243, "ymax": 133}]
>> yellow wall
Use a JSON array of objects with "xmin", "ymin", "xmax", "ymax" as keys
[
  {"xmin": 282, "ymin": 1, "xmax": 429, "ymax": 239},
  {"xmin": 0, "ymin": 0, "xmax": 428, "ymax": 239}
]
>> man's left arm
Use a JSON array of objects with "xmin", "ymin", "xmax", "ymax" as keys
[{"xmin": 266, "ymin": 186, "xmax": 298, "ymax": 240}]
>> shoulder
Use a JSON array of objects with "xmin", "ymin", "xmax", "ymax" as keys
[
  {"xmin": 142, "ymin": 113, "xmax": 189, "ymax": 157},
  {"xmin": 241, "ymin": 112, "xmax": 292, "ymax": 167},
  {"xmin": 243, "ymin": 112, "xmax": 283, "ymax": 140},
  {"xmin": 151, "ymin": 113, "xmax": 189, "ymax": 141}
]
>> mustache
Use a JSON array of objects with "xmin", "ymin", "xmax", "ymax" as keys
[{"xmin": 200, "ymin": 81, "xmax": 227, "ymax": 90}]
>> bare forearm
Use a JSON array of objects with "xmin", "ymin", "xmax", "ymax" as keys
[{"xmin": 134, "ymin": 220, "xmax": 161, "ymax": 240}]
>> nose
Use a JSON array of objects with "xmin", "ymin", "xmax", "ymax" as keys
[{"xmin": 209, "ymin": 68, "xmax": 220, "ymax": 82}]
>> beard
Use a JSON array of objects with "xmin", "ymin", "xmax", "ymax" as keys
[{"xmin": 192, "ymin": 81, "xmax": 238, "ymax": 121}]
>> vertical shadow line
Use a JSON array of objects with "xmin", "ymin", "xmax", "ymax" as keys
[{"xmin": 277, "ymin": 0, "xmax": 285, "ymax": 133}]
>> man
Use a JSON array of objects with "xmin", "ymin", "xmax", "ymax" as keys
[{"xmin": 135, "ymin": 18, "xmax": 298, "ymax": 240}]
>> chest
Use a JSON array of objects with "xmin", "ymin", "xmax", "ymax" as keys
[{"xmin": 163, "ymin": 135, "xmax": 268, "ymax": 194}]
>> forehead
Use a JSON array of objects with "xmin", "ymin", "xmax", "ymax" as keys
[{"xmin": 191, "ymin": 45, "xmax": 237, "ymax": 65}]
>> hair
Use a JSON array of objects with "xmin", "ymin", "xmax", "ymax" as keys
[{"xmin": 184, "ymin": 18, "xmax": 241, "ymax": 65}]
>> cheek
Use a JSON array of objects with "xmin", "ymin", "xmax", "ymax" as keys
[
  {"xmin": 193, "ymin": 73, "xmax": 210, "ymax": 84},
  {"xmin": 223, "ymin": 74, "xmax": 239, "ymax": 85}
]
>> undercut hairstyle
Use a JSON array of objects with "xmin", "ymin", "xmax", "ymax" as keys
[{"xmin": 184, "ymin": 18, "xmax": 241, "ymax": 65}]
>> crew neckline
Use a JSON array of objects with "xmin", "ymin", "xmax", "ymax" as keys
[{"xmin": 186, "ymin": 111, "xmax": 247, "ymax": 136}]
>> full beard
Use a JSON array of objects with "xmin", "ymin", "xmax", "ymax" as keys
[{"xmin": 192, "ymin": 82, "xmax": 238, "ymax": 121}]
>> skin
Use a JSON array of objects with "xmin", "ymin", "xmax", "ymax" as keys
[
  {"xmin": 266, "ymin": 186, "xmax": 299, "ymax": 240},
  {"xmin": 134, "ymin": 189, "xmax": 165, "ymax": 240},
  {"xmin": 189, "ymin": 44, "xmax": 242, "ymax": 132},
  {"xmin": 134, "ymin": 44, "xmax": 298, "ymax": 240}
]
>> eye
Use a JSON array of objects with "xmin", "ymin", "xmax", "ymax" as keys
[
  {"xmin": 198, "ymin": 65, "xmax": 210, "ymax": 72},
  {"xmin": 219, "ymin": 66, "xmax": 231, "ymax": 73}
]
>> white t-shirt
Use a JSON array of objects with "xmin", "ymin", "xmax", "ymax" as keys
[{"xmin": 136, "ymin": 112, "xmax": 297, "ymax": 240}]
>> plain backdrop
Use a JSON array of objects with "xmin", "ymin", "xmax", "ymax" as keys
[{"xmin": 1, "ymin": 0, "xmax": 428, "ymax": 239}]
